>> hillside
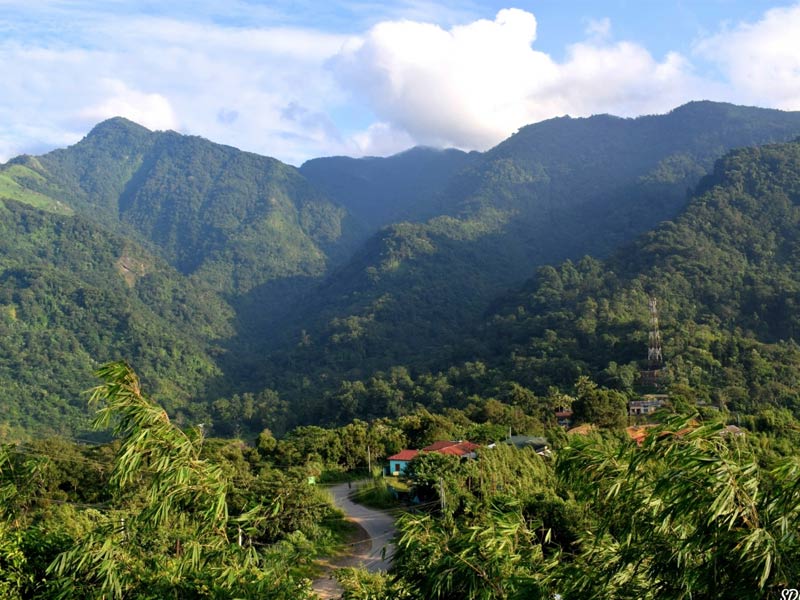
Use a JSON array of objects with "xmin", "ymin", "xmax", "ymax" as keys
[
  {"xmin": 15, "ymin": 119, "xmax": 364, "ymax": 293},
  {"xmin": 0, "ymin": 199, "xmax": 233, "ymax": 437},
  {"xmin": 300, "ymin": 146, "xmax": 479, "ymax": 229},
  {"xmin": 265, "ymin": 139, "xmax": 800, "ymax": 428},
  {"xmin": 5, "ymin": 103, "xmax": 800, "ymax": 435},
  {"xmin": 0, "ymin": 119, "xmax": 371, "ymax": 360},
  {"xmin": 256, "ymin": 102, "xmax": 800, "ymax": 392},
  {"xmin": 479, "ymin": 138, "xmax": 800, "ymax": 410}
]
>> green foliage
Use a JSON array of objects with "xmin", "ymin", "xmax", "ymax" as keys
[
  {"xmin": 335, "ymin": 567, "xmax": 414, "ymax": 600},
  {"xmin": 352, "ymin": 476, "xmax": 400, "ymax": 510},
  {"xmin": 386, "ymin": 416, "xmax": 800, "ymax": 599},
  {"xmin": 556, "ymin": 416, "xmax": 800, "ymax": 598},
  {"xmin": 394, "ymin": 507, "xmax": 550, "ymax": 600},
  {"xmin": 0, "ymin": 201, "xmax": 232, "ymax": 435},
  {"xmin": 38, "ymin": 362, "xmax": 331, "ymax": 599},
  {"xmin": 570, "ymin": 377, "xmax": 628, "ymax": 429},
  {"xmin": 259, "ymin": 102, "xmax": 800, "ymax": 396}
]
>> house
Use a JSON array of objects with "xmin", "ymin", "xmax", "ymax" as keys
[
  {"xmin": 386, "ymin": 449, "xmax": 418, "ymax": 475},
  {"xmin": 421, "ymin": 440, "xmax": 479, "ymax": 458},
  {"xmin": 555, "ymin": 410, "xmax": 573, "ymax": 428},
  {"xmin": 500, "ymin": 435, "xmax": 550, "ymax": 456},
  {"xmin": 386, "ymin": 440, "xmax": 480, "ymax": 475},
  {"xmin": 629, "ymin": 394, "xmax": 668, "ymax": 416}
]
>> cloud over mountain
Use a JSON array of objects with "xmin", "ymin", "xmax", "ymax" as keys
[
  {"xmin": 1, "ymin": 3, "xmax": 799, "ymax": 163},
  {"xmin": 333, "ymin": 9, "xmax": 703, "ymax": 151}
]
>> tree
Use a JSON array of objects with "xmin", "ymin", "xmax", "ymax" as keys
[
  {"xmin": 571, "ymin": 377, "xmax": 627, "ymax": 429},
  {"xmin": 556, "ymin": 415, "xmax": 800, "ymax": 598},
  {"xmin": 49, "ymin": 361, "xmax": 315, "ymax": 599}
]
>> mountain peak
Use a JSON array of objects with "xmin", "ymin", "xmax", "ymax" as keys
[{"xmin": 85, "ymin": 116, "xmax": 153, "ymax": 140}]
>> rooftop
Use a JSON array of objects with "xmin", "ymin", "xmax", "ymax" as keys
[{"xmin": 387, "ymin": 449, "xmax": 419, "ymax": 461}]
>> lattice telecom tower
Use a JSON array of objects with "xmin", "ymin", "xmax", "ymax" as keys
[
  {"xmin": 647, "ymin": 297, "xmax": 663, "ymax": 367},
  {"xmin": 640, "ymin": 296, "xmax": 663, "ymax": 387}
]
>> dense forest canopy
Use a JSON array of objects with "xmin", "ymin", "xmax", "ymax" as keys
[
  {"xmin": 4, "ymin": 101, "xmax": 800, "ymax": 598},
  {"xmin": 3, "ymin": 102, "xmax": 800, "ymax": 439}
]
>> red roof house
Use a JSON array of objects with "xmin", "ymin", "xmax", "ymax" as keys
[
  {"xmin": 422, "ymin": 440, "xmax": 479, "ymax": 457},
  {"xmin": 387, "ymin": 449, "xmax": 419, "ymax": 475}
]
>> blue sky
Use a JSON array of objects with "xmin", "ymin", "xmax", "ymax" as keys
[{"xmin": 1, "ymin": 1, "xmax": 799, "ymax": 165}]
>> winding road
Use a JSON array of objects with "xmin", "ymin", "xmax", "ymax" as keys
[{"xmin": 312, "ymin": 482, "xmax": 397, "ymax": 599}]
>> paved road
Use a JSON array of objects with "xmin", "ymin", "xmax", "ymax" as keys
[{"xmin": 312, "ymin": 482, "xmax": 397, "ymax": 598}]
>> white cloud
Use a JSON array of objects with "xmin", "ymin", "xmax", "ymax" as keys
[
  {"xmin": 584, "ymin": 17, "xmax": 611, "ymax": 40},
  {"xmin": 78, "ymin": 80, "xmax": 178, "ymax": 131},
  {"xmin": 0, "ymin": 13, "xmax": 356, "ymax": 165},
  {"xmin": 1, "ymin": 3, "xmax": 800, "ymax": 165},
  {"xmin": 695, "ymin": 3, "xmax": 800, "ymax": 110},
  {"xmin": 332, "ymin": 8, "xmax": 702, "ymax": 151},
  {"xmin": 350, "ymin": 121, "xmax": 416, "ymax": 156}
]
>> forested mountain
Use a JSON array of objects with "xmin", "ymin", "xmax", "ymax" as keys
[
  {"xmin": 5, "ymin": 102, "xmax": 800, "ymax": 436},
  {"xmin": 0, "ymin": 200, "xmax": 233, "ymax": 437},
  {"xmin": 478, "ymin": 139, "xmax": 800, "ymax": 411},
  {"xmin": 300, "ymin": 146, "xmax": 479, "ymax": 229},
  {"xmin": 2, "ymin": 118, "xmax": 364, "ymax": 313},
  {"xmin": 257, "ymin": 102, "xmax": 800, "ymax": 388},
  {"xmin": 0, "ymin": 120, "xmax": 371, "ymax": 436},
  {"xmin": 0, "ymin": 120, "xmax": 373, "ymax": 397},
  {"xmin": 299, "ymin": 139, "xmax": 800, "ymax": 427}
]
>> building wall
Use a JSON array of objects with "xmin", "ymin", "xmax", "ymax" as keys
[{"xmin": 390, "ymin": 460, "xmax": 409, "ymax": 474}]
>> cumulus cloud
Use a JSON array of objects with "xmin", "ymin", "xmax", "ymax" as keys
[
  {"xmin": 1, "ymin": 3, "xmax": 800, "ymax": 165},
  {"xmin": 332, "ymin": 8, "xmax": 706, "ymax": 151},
  {"xmin": 78, "ymin": 80, "xmax": 178, "ymax": 131},
  {"xmin": 333, "ymin": 9, "xmax": 549, "ymax": 149},
  {"xmin": 695, "ymin": 3, "xmax": 800, "ymax": 110}
]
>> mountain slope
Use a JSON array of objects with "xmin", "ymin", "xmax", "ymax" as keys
[
  {"xmin": 259, "ymin": 102, "xmax": 800, "ymax": 388},
  {"xmin": 0, "ymin": 198, "xmax": 234, "ymax": 437},
  {"xmin": 2, "ymin": 118, "xmax": 364, "ymax": 297},
  {"xmin": 480, "ymin": 139, "xmax": 800, "ymax": 410},
  {"xmin": 300, "ymin": 146, "xmax": 479, "ymax": 229},
  {"xmin": 0, "ymin": 120, "xmax": 373, "ymax": 369}
]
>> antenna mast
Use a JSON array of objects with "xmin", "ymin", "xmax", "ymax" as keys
[
  {"xmin": 647, "ymin": 297, "xmax": 663, "ymax": 368},
  {"xmin": 641, "ymin": 296, "xmax": 664, "ymax": 388}
]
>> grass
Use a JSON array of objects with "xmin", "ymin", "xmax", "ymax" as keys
[
  {"xmin": 383, "ymin": 476, "xmax": 410, "ymax": 492},
  {"xmin": 352, "ymin": 476, "xmax": 403, "ymax": 510},
  {"xmin": 0, "ymin": 169, "xmax": 72, "ymax": 215}
]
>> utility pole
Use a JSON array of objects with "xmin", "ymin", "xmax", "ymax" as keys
[
  {"xmin": 367, "ymin": 444, "xmax": 372, "ymax": 475},
  {"xmin": 439, "ymin": 477, "xmax": 446, "ymax": 511}
]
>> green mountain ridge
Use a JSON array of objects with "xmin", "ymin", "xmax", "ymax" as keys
[
  {"xmin": 477, "ymin": 138, "xmax": 800, "ymax": 410},
  {"xmin": 300, "ymin": 146, "xmax": 480, "ymax": 229},
  {"xmin": 11, "ymin": 118, "xmax": 365, "ymax": 294},
  {"xmin": 256, "ymin": 102, "xmax": 800, "ymax": 397},
  {"xmin": 5, "ymin": 102, "xmax": 800, "ymax": 435},
  {"xmin": 0, "ymin": 119, "xmax": 372, "ymax": 372}
]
